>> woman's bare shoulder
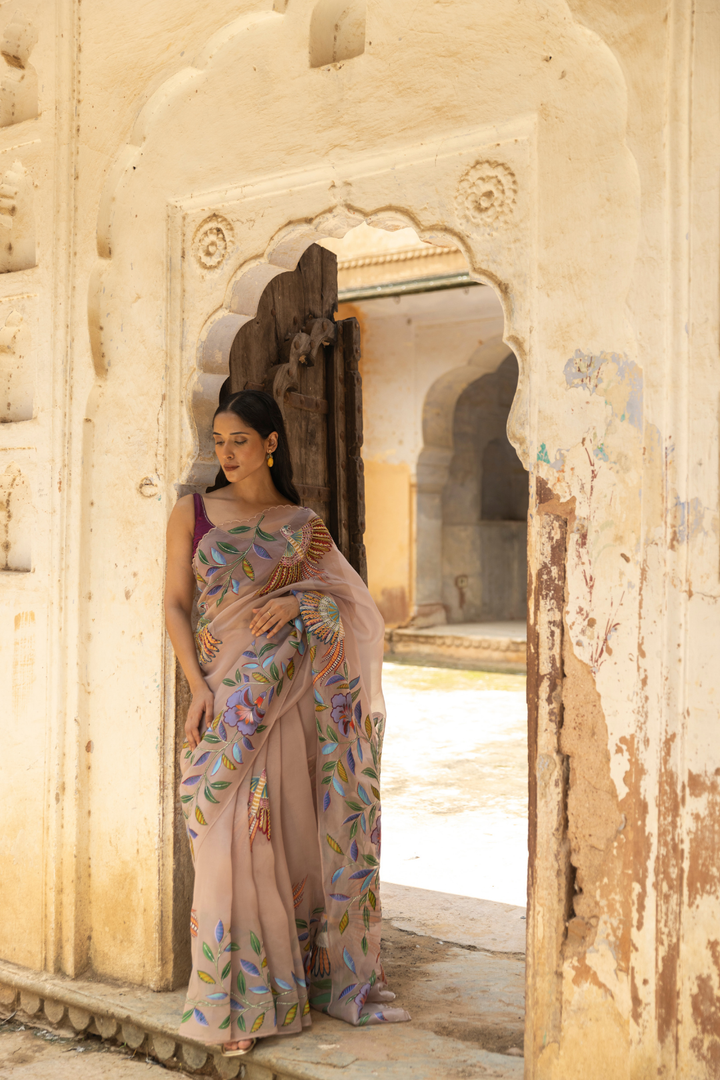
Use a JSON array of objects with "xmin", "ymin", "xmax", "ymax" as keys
[{"xmin": 168, "ymin": 492, "xmax": 196, "ymax": 533}]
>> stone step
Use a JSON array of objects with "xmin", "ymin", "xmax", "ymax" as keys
[
  {"xmin": 385, "ymin": 621, "xmax": 527, "ymax": 672},
  {"xmin": 0, "ymin": 900, "xmax": 525, "ymax": 1079}
]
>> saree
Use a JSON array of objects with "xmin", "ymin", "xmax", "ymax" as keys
[{"xmin": 179, "ymin": 499, "xmax": 410, "ymax": 1044}]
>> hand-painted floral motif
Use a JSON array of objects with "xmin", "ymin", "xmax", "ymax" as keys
[
  {"xmin": 248, "ymin": 769, "xmax": 271, "ymax": 850},
  {"xmin": 257, "ymin": 518, "xmax": 333, "ymax": 596},
  {"xmin": 299, "ymin": 591, "xmax": 345, "ymax": 683},
  {"xmin": 178, "ymin": 502, "xmax": 409, "ymax": 1046},
  {"xmin": 195, "ymin": 617, "xmax": 222, "ymax": 666}
]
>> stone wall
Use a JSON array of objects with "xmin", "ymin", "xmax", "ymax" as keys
[{"xmin": 0, "ymin": 1, "xmax": 717, "ymax": 1076}]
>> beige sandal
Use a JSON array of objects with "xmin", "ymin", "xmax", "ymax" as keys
[{"xmin": 221, "ymin": 1038, "xmax": 256, "ymax": 1057}]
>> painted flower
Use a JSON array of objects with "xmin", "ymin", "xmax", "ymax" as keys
[
  {"xmin": 331, "ymin": 693, "xmax": 355, "ymax": 738},
  {"xmin": 355, "ymin": 982, "xmax": 371, "ymax": 1018},
  {"xmin": 224, "ymin": 685, "xmax": 265, "ymax": 735},
  {"xmin": 195, "ymin": 620, "xmax": 222, "ymax": 666},
  {"xmin": 370, "ymin": 814, "xmax": 381, "ymax": 856}
]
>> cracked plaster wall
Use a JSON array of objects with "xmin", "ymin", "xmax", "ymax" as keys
[{"xmin": 0, "ymin": 0, "xmax": 716, "ymax": 1077}]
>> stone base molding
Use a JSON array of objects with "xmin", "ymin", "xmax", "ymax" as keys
[{"xmin": 0, "ymin": 959, "xmax": 259, "ymax": 1080}]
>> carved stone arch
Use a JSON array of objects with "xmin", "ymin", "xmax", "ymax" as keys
[
  {"xmin": 83, "ymin": 2, "xmax": 643, "ymax": 1037},
  {"xmin": 414, "ymin": 336, "xmax": 514, "ymax": 625},
  {"xmin": 186, "ymin": 207, "xmax": 511, "ymax": 489}
]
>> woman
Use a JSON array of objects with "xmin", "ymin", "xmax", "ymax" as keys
[{"xmin": 165, "ymin": 390, "xmax": 409, "ymax": 1056}]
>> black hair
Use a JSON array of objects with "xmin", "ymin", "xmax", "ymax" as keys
[{"xmin": 206, "ymin": 389, "xmax": 300, "ymax": 505}]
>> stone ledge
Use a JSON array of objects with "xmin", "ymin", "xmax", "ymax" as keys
[
  {"xmin": 385, "ymin": 627, "xmax": 527, "ymax": 673},
  {"xmin": 0, "ymin": 942, "xmax": 524, "ymax": 1080}
]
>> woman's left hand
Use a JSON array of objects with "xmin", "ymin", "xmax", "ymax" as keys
[{"xmin": 250, "ymin": 594, "xmax": 300, "ymax": 638}]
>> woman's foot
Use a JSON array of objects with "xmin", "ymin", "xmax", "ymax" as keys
[{"xmin": 221, "ymin": 1039, "xmax": 255, "ymax": 1055}]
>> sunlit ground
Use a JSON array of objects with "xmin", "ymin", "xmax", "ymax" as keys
[{"xmin": 381, "ymin": 662, "xmax": 528, "ymax": 907}]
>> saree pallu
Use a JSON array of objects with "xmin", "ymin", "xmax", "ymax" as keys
[{"xmin": 179, "ymin": 503, "xmax": 410, "ymax": 1044}]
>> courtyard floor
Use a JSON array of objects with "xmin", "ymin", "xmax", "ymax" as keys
[{"xmin": 0, "ymin": 662, "xmax": 529, "ymax": 1079}]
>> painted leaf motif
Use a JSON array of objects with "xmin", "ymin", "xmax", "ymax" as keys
[
  {"xmin": 330, "ymin": 893, "xmax": 350, "ymax": 902},
  {"xmin": 249, "ymin": 985, "xmax": 267, "ymax": 994},
  {"xmin": 275, "ymin": 977, "xmax": 292, "ymax": 991},
  {"xmin": 339, "ymin": 910, "xmax": 349, "ymax": 934},
  {"xmin": 181, "ymin": 1009, "xmax": 193, "ymax": 1024},
  {"xmin": 365, "ymin": 716, "xmax": 373, "ymax": 740},
  {"xmin": 219, "ymin": 1015, "xmax": 231, "ymax": 1031},
  {"xmin": 250, "ymin": 1013, "xmax": 265, "ymax": 1034},
  {"xmin": 350, "ymin": 840, "xmax": 358, "ymax": 862},
  {"xmin": 195, "ymin": 806, "xmax": 208, "ymax": 826},
  {"xmin": 323, "ymin": 790, "xmax": 331, "ymax": 812},
  {"xmin": 241, "ymin": 557, "xmax": 255, "ymax": 580},
  {"xmin": 202, "ymin": 942, "xmax": 214, "ymax": 963},
  {"xmin": 237, "ymin": 972, "xmax": 247, "ymax": 995},
  {"xmin": 210, "ymin": 548, "xmax": 227, "ymax": 565},
  {"xmin": 194, "ymin": 752, "xmax": 210, "ymax": 767},
  {"xmin": 332, "ymin": 775, "xmax": 345, "ymax": 796},
  {"xmin": 221, "ymin": 960, "xmax": 232, "ymax": 980},
  {"xmin": 337, "ymin": 761, "xmax": 349, "ymax": 783},
  {"xmin": 331, "ymin": 867, "xmax": 344, "ymax": 884},
  {"xmin": 372, "ymin": 786, "xmax": 381, "ymax": 800},
  {"xmin": 250, "ymin": 931, "xmax": 262, "ymax": 956},
  {"xmin": 228, "ymin": 524, "xmax": 251, "ymax": 534},
  {"xmin": 207, "ymin": 585, "xmax": 223, "ymax": 597},
  {"xmin": 232, "ymin": 742, "xmax": 243, "ymax": 764},
  {"xmin": 361, "ymin": 935, "xmax": 368, "ymax": 955},
  {"xmin": 283, "ymin": 1003, "xmax": 298, "ymax": 1026},
  {"xmin": 292, "ymin": 972, "xmax": 307, "ymax": 988},
  {"xmin": 197, "ymin": 549, "xmax": 209, "ymax": 565},
  {"xmin": 349, "ymin": 869, "xmax": 374, "ymax": 881},
  {"xmin": 207, "ymin": 992, "xmax": 228, "ymax": 1001},
  {"xmin": 326, "ymin": 834, "xmax": 344, "ymax": 855},
  {"xmin": 368, "ymin": 890, "xmax": 377, "ymax": 910},
  {"xmin": 343, "ymin": 948, "xmax": 357, "ymax": 974},
  {"xmin": 357, "ymin": 784, "xmax": 371, "ymax": 805},
  {"xmin": 221, "ymin": 753, "xmax": 237, "ymax": 771},
  {"xmin": 215, "ymin": 920, "xmax": 224, "ymax": 943},
  {"xmin": 322, "ymin": 743, "xmax": 336, "ymax": 755},
  {"xmin": 339, "ymin": 983, "xmax": 357, "ymax": 1000},
  {"xmin": 216, "ymin": 541, "xmax": 239, "ymax": 554},
  {"xmin": 231, "ymin": 578, "xmax": 240, "ymax": 593},
  {"xmin": 182, "ymin": 774, "xmax": 202, "ymax": 787},
  {"xmin": 253, "ymin": 543, "xmax": 271, "ymax": 559},
  {"xmin": 287, "ymin": 659, "xmax": 295, "ymax": 680},
  {"xmin": 193, "ymin": 1008, "xmax": 209, "ymax": 1027},
  {"xmin": 346, "ymin": 748, "xmax": 356, "ymax": 775},
  {"xmin": 240, "ymin": 959, "xmax": 261, "ymax": 976}
]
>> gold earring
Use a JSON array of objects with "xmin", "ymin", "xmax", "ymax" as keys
[{"xmin": 267, "ymin": 453, "xmax": 274, "ymax": 468}]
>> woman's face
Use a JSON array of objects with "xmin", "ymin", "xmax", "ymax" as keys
[{"xmin": 212, "ymin": 411, "xmax": 277, "ymax": 484}]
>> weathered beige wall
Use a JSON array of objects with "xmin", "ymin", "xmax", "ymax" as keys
[{"xmin": 0, "ymin": 0, "xmax": 716, "ymax": 1076}]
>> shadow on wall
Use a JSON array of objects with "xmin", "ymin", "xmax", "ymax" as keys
[{"xmin": 442, "ymin": 353, "xmax": 527, "ymax": 622}]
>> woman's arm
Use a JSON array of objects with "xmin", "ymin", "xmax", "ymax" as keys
[{"xmin": 164, "ymin": 495, "xmax": 214, "ymax": 750}]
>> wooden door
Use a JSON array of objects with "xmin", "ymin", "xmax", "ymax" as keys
[{"xmin": 226, "ymin": 244, "xmax": 367, "ymax": 580}]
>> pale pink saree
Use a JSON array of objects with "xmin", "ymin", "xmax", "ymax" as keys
[{"xmin": 179, "ymin": 501, "xmax": 409, "ymax": 1044}]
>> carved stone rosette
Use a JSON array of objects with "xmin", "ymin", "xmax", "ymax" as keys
[
  {"xmin": 192, "ymin": 213, "xmax": 234, "ymax": 271},
  {"xmin": 456, "ymin": 160, "xmax": 517, "ymax": 230}
]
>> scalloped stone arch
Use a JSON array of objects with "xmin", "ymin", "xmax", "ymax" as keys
[
  {"xmin": 81, "ymin": 2, "xmax": 642, "ymax": 1046},
  {"xmin": 187, "ymin": 208, "xmax": 512, "ymax": 488},
  {"xmin": 414, "ymin": 336, "xmax": 513, "ymax": 624}
]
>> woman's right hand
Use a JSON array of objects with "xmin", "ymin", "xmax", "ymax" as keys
[{"xmin": 185, "ymin": 684, "xmax": 215, "ymax": 750}]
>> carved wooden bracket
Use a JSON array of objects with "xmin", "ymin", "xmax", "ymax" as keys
[{"xmin": 266, "ymin": 317, "xmax": 336, "ymax": 408}]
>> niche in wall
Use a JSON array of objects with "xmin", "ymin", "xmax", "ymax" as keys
[
  {"xmin": 0, "ymin": 10, "xmax": 39, "ymax": 128},
  {"xmin": 309, "ymin": 0, "xmax": 366, "ymax": 68},
  {"xmin": 442, "ymin": 353, "xmax": 528, "ymax": 623},
  {"xmin": 0, "ymin": 308, "xmax": 33, "ymax": 421},
  {"xmin": 0, "ymin": 462, "xmax": 32, "ymax": 571}
]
